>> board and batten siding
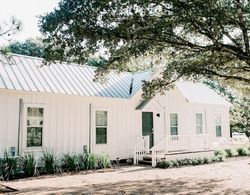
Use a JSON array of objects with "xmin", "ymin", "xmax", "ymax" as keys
[
  {"xmin": 0, "ymin": 89, "xmax": 141, "ymax": 159},
  {"xmin": 143, "ymin": 87, "xmax": 230, "ymax": 144}
]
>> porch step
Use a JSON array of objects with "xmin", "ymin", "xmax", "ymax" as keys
[
  {"xmin": 139, "ymin": 155, "xmax": 152, "ymax": 165},
  {"xmin": 138, "ymin": 154, "xmax": 166, "ymax": 165}
]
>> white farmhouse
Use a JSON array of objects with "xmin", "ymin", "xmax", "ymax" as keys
[{"xmin": 0, "ymin": 54, "xmax": 231, "ymax": 166}]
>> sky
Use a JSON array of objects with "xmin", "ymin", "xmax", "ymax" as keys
[{"xmin": 0, "ymin": 0, "xmax": 60, "ymax": 46}]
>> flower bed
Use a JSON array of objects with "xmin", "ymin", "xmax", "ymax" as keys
[
  {"xmin": 157, "ymin": 145, "xmax": 250, "ymax": 169},
  {"xmin": 0, "ymin": 150, "xmax": 110, "ymax": 181}
]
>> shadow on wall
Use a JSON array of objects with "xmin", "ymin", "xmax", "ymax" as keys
[{"xmin": 14, "ymin": 178, "xmax": 250, "ymax": 195}]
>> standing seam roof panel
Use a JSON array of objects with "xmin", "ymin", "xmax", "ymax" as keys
[
  {"xmin": 74, "ymin": 66, "xmax": 105, "ymax": 97},
  {"xmin": 18, "ymin": 58, "xmax": 38, "ymax": 91},
  {"xmin": 0, "ymin": 64, "xmax": 15, "ymax": 89},
  {"xmin": 12, "ymin": 57, "xmax": 31, "ymax": 91},
  {"xmin": 4, "ymin": 65, "xmax": 22, "ymax": 90},
  {"xmin": 61, "ymin": 65, "xmax": 89, "ymax": 95},
  {"xmin": 67, "ymin": 65, "xmax": 95, "ymax": 96},
  {"xmin": 42, "ymin": 65, "xmax": 67, "ymax": 94},
  {"xmin": 49, "ymin": 64, "xmax": 75, "ymax": 95},
  {"xmin": 22, "ymin": 58, "xmax": 45, "ymax": 92},
  {"xmin": 27, "ymin": 58, "xmax": 52, "ymax": 93},
  {"xmin": 79, "ymin": 68, "xmax": 109, "ymax": 96},
  {"xmin": 23, "ymin": 58, "xmax": 47, "ymax": 92}
]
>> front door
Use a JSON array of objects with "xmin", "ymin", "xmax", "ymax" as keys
[{"xmin": 142, "ymin": 112, "xmax": 154, "ymax": 148}]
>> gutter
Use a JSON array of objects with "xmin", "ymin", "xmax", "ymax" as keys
[{"xmin": 89, "ymin": 103, "xmax": 92, "ymax": 153}]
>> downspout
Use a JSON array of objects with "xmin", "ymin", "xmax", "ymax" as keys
[
  {"xmin": 17, "ymin": 98, "xmax": 23, "ymax": 156},
  {"xmin": 163, "ymin": 106, "xmax": 166, "ymax": 137},
  {"xmin": 89, "ymin": 103, "xmax": 92, "ymax": 153}
]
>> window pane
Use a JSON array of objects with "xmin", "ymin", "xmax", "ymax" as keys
[
  {"xmin": 27, "ymin": 127, "xmax": 42, "ymax": 147},
  {"xmin": 216, "ymin": 126, "xmax": 222, "ymax": 137},
  {"xmin": 27, "ymin": 107, "xmax": 43, "ymax": 117},
  {"xmin": 171, "ymin": 127, "xmax": 178, "ymax": 135},
  {"xmin": 96, "ymin": 127, "xmax": 107, "ymax": 144},
  {"xmin": 96, "ymin": 111, "xmax": 107, "ymax": 126},
  {"xmin": 196, "ymin": 126, "xmax": 202, "ymax": 134},
  {"xmin": 215, "ymin": 114, "xmax": 221, "ymax": 125},
  {"xmin": 196, "ymin": 113, "xmax": 202, "ymax": 125},
  {"xmin": 170, "ymin": 113, "xmax": 178, "ymax": 126},
  {"xmin": 27, "ymin": 107, "xmax": 44, "ymax": 147}
]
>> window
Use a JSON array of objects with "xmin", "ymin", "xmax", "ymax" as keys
[
  {"xmin": 96, "ymin": 111, "xmax": 107, "ymax": 144},
  {"xmin": 26, "ymin": 107, "xmax": 43, "ymax": 147},
  {"xmin": 215, "ymin": 114, "xmax": 222, "ymax": 137},
  {"xmin": 170, "ymin": 113, "xmax": 178, "ymax": 135},
  {"xmin": 196, "ymin": 113, "xmax": 203, "ymax": 134}
]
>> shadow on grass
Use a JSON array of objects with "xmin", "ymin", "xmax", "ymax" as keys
[{"xmin": 13, "ymin": 178, "xmax": 250, "ymax": 195}]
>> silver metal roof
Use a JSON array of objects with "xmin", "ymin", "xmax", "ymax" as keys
[
  {"xmin": 0, "ymin": 54, "xmax": 152, "ymax": 99},
  {"xmin": 0, "ymin": 54, "xmax": 231, "ymax": 105},
  {"xmin": 176, "ymin": 81, "xmax": 231, "ymax": 106}
]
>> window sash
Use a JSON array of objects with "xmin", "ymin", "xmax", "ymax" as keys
[
  {"xmin": 196, "ymin": 113, "xmax": 203, "ymax": 134},
  {"xmin": 170, "ymin": 113, "xmax": 178, "ymax": 135},
  {"xmin": 26, "ymin": 107, "xmax": 44, "ymax": 147},
  {"xmin": 96, "ymin": 110, "xmax": 108, "ymax": 144},
  {"xmin": 96, "ymin": 127, "xmax": 107, "ymax": 144},
  {"xmin": 216, "ymin": 125, "xmax": 222, "ymax": 137}
]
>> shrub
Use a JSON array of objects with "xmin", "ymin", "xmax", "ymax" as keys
[
  {"xmin": 83, "ymin": 153, "xmax": 97, "ymax": 170},
  {"xmin": 21, "ymin": 153, "xmax": 36, "ymax": 177},
  {"xmin": 41, "ymin": 151, "xmax": 56, "ymax": 174},
  {"xmin": 225, "ymin": 149, "xmax": 233, "ymax": 158},
  {"xmin": 203, "ymin": 157, "xmax": 210, "ymax": 164},
  {"xmin": 0, "ymin": 150, "xmax": 18, "ymax": 181},
  {"xmin": 171, "ymin": 160, "xmax": 179, "ymax": 167},
  {"xmin": 63, "ymin": 154, "xmax": 79, "ymax": 172},
  {"xmin": 97, "ymin": 154, "xmax": 110, "ymax": 169},
  {"xmin": 214, "ymin": 150, "xmax": 224, "ymax": 156},
  {"xmin": 237, "ymin": 147, "xmax": 248, "ymax": 156},
  {"xmin": 211, "ymin": 155, "xmax": 224, "ymax": 162},
  {"xmin": 191, "ymin": 158, "xmax": 200, "ymax": 165}
]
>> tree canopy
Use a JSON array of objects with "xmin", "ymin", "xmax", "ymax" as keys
[
  {"xmin": 40, "ymin": 0, "xmax": 250, "ymax": 97},
  {"xmin": 204, "ymin": 80, "xmax": 250, "ymax": 135},
  {"xmin": 7, "ymin": 38, "xmax": 45, "ymax": 58}
]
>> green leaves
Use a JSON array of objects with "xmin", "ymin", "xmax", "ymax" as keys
[
  {"xmin": 40, "ymin": 0, "xmax": 250, "ymax": 95},
  {"xmin": 7, "ymin": 39, "xmax": 45, "ymax": 58}
]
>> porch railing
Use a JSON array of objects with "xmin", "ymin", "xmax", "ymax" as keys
[
  {"xmin": 151, "ymin": 134, "xmax": 211, "ymax": 167},
  {"xmin": 133, "ymin": 135, "xmax": 150, "ymax": 165}
]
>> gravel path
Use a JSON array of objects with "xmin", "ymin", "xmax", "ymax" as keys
[{"xmin": 1, "ymin": 157, "xmax": 250, "ymax": 194}]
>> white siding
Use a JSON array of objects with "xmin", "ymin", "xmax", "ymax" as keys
[{"xmin": 0, "ymin": 85, "xmax": 231, "ymax": 159}]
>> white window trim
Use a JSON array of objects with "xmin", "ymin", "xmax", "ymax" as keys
[
  {"xmin": 195, "ymin": 113, "xmax": 203, "ymax": 134},
  {"xmin": 93, "ymin": 108, "xmax": 109, "ymax": 146},
  {"xmin": 21, "ymin": 103, "xmax": 46, "ymax": 152},
  {"xmin": 170, "ymin": 113, "xmax": 178, "ymax": 136},
  {"xmin": 215, "ymin": 113, "xmax": 222, "ymax": 137}
]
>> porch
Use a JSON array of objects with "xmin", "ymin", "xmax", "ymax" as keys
[{"xmin": 134, "ymin": 134, "xmax": 213, "ymax": 167}]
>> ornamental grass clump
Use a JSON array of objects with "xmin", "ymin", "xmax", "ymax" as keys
[
  {"xmin": 224, "ymin": 148, "xmax": 233, "ymax": 158},
  {"xmin": 97, "ymin": 154, "xmax": 110, "ymax": 169},
  {"xmin": 83, "ymin": 153, "xmax": 97, "ymax": 170},
  {"xmin": 41, "ymin": 151, "xmax": 56, "ymax": 174},
  {"xmin": 62, "ymin": 154, "xmax": 79, "ymax": 172},
  {"xmin": 0, "ymin": 150, "xmax": 18, "ymax": 181},
  {"xmin": 21, "ymin": 153, "xmax": 36, "ymax": 177}
]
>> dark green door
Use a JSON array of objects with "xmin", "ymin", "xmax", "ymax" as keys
[{"xmin": 142, "ymin": 112, "xmax": 154, "ymax": 148}]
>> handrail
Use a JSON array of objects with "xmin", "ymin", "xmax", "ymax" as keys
[
  {"xmin": 133, "ymin": 135, "xmax": 150, "ymax": 165},
  {"xmin": 151, "ymin": 136, "xmax": 167, "ymax": 167}
]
